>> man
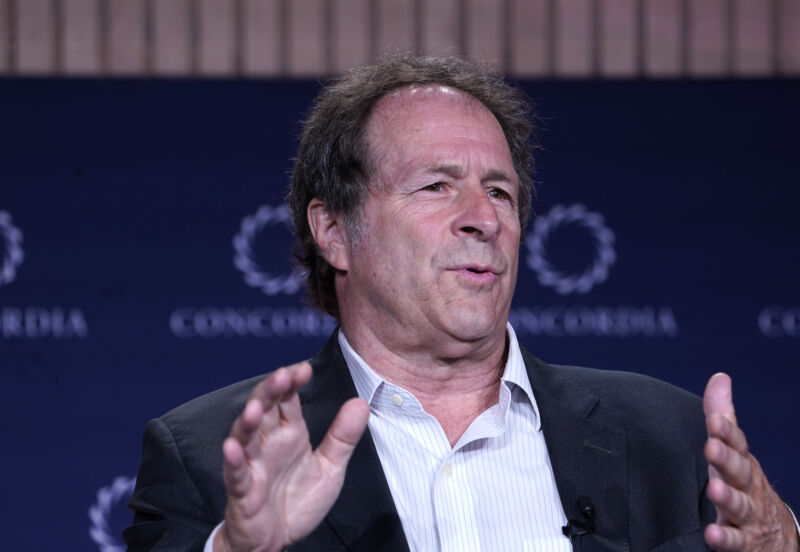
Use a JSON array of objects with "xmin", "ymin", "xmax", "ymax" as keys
[{"xmin": 124, "ymin": 54, "xmax": 798, "ymax": 551}]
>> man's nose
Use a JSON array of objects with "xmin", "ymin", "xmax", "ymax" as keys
[{"xmin": 452, "ymin": 186, "xmax": 501, "ymax": 240}]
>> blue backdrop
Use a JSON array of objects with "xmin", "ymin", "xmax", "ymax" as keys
[{"xmin": 1, "ymin": 78, "xmax": 798, "ymax": 551}]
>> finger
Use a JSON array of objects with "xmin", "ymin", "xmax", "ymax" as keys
[
  {"xmin": 289, "ymin": 361, "xmax": 313, "ymax": 392},
  {"xmin": 703, "ymin": 373, "xmax": 737, "ymax": 425},
  {"xmin": 704, "ymin": 522, "xmax": 746, "ymax": 551},
  {"xmin": 316, "ymin": 398, "xmax": 370, "ymax": 470},
  {"xmin": 706, "ymin": 413, "xmax": 749, "ymax": 456},
  {"xmin": 251, "ymin": 367, "xmax": 294, "ymax": 407},
  {"xmin": 706, "ymin": 475, "xmax": 751, "ymax": 525},
  {"xmin": 705, "ymin": 437, "xmax": 752, "ymax": 491},
  {"xmin": 222, "ymin": 436, "xmax": 255, "ymax": 499},
  {"xmin": 276, "ymin": 362, "xmax": 313, "ymax": 422},
  {"xmin": 278, "ymin": 391, "xmax": 304, "ymax": 424},
  {"xmin": 229, "ymin": 397, "xmax": 266, "ymax": 445}
]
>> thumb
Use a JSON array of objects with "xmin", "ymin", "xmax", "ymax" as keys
[
  {"xmin": 316, "ymin": 398, "xmax": 370, "ymax": 469},
  {"xmin": 703, "ymin": 372, "xmax": 737, "ymax": 424}
]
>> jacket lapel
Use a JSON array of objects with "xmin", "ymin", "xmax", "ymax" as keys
[
  {"xmin": 301, "ymin": 332, "xmax": 409, "ymax": 552},
  {"xmin": 298, "ymin": 335, "xmax": 631, "ymax": 551},
  {"xmin": 523, "ymin": 349, "xmax": 631, "ymax": 552}
]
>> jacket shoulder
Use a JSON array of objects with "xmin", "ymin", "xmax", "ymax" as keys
[
  {"xmin": 161, "ymin": 373, "xmax": 266, "ymax": 432},
  {"xmin": 523, "ymin": 348, "xmax": 704, "ymax": 434}
]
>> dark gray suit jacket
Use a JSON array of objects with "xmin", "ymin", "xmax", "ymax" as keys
[{"xmin": 124, "ymin": 332, "xmax": 715, "ymax": 551}]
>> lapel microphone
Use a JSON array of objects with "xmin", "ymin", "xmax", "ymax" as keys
[{"xmin": 562, "ymin": 497, "xmax": 596, "ymax": 540}]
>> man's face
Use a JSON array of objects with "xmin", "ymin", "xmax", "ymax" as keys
[{"xmin": 339, "ymin": 85, "xmax": 521, "ymax": 349}]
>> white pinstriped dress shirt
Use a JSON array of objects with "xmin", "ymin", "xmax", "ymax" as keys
[{"xmin": 339, "ymin": 324, "xmax": 572, "ymax": 552}]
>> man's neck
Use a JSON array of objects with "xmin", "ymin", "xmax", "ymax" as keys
[{"xmin": 340, "ymin": 323, "xmax": 509, "ymax": 446}]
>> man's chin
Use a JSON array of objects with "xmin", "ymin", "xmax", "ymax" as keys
[{"xmin": 439, "ymin": 310, "xmax": 506, "ymax": 343}]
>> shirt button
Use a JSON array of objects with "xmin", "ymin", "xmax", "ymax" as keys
[
  {"xmin": 391, "ymin": 393, "xmax": 403, "ymax": 407},
  {"xmin": 442, "ymin": 463, "xmax": 452, "ymax": 477}
]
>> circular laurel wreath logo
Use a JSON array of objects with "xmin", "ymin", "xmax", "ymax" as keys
[
  {"xmin": 0, "ymin": 210, "xmax": 24, "ymax": 287},
  {"xmin": 233, "ymin": 204, "xmax": 304, "ymax": 296},
  {"xmin": 88, "ymin": 475, "xmax": 136, "ymax": 552},
  {"xmin": 526, "ymin": 203, "xmax": 616, "ymax": 295}
]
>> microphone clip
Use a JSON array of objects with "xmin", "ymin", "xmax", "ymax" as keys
[{"xmin": 561, "ymin": 497, "xmax": 596, "ymax": 540}]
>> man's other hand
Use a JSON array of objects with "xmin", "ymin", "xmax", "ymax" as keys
[
  {"xmin": 703, "ymin": 372, "xmax": 799, "ymax": 551},
  {"xmin": 213, "ymin": 361, "xmax": 370, "ymax": 552}
]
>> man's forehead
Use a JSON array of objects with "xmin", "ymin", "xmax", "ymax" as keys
[
  {"xmin": 369, "ymin": 84, "xmax": 488, "ymax": 126},
  {"xmin": 385, "ymin": 83, "xmax": 471, "ymax": 102}
]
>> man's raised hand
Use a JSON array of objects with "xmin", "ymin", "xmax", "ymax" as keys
[
  {"xmin": 214, "ymin": 361, "xmax": 370, "ymax": 552},
  {"xmin": 703, "ymin": 372, "xmax": 798, "ymax": 551}
]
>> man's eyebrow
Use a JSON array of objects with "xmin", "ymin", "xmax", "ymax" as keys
[
  {"xmin": 483, "ymin": 169, "xmax": 513, "ymax": 183},
  {"xmin": 424, "ymin": 165, "xmax": 514, "ymax": 183},
  {"xmin": 425, "ymin": 165, "xmax": 466, "ymax": 179}
]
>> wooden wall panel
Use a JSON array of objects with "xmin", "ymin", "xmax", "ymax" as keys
[
  {"xmin": 331, "ymin": 0, "xmax": 370, "ymax": 71},
  {"xmin": 1, "ymin": 0, "xmax": 799, "ymax": 78},
  {"xmin": 376, "ymin": 0, "xmax": 415, "ymax": 54},
  {"xmin": 643, "ymin": 0, "xmax": 683, "ymax": 76},
  {"xmin": 0, "ymin": 0, "xmax": 11, "ymax": 71},
  {"xmin": 733, "ymin": 0, "xmax": 772, "ymax": 75},
  {"xmin": 152, "ymin": 0, "xmax": 192, "ymax": 75},
  {"xmin": 599, "ymin": 0, "xmax": 636, "ymax": 76},
  {"xmin": 16, "ymin": 0, "xmax": 56, "ymax": 73},
  {"xmin": 197, "ymin": 0, "xmax": 237, "ymax": 75},
  {"xmin": 466, "ymin": 0, "xmax": 504, "ymax": 62},
  {"xmin": 421, "ymin": 0, "xmax": 460, "ymax": 57},
  {"xmin": 555, "ymin": 0, "xmax": 593, "ymax": 76},
  {"xmin": 63, "ymin": 0, "xmax": 100, "ymax": 74},
  {"xmin": 688, "ymin": 0, "xmax": 727, "ymax": 76},
  {"xmin": 509, "ymin": 0, "xmax": 550, "ymax": 76},
  {"xmin": 287, "ymin": 0, "xmax": 326, "ymax": 75},
  {"xmin": 778, "ymin": 0, "xmax": 800, "ymax": 74},
  {"xmin": 242, "ymin": 0, "xmax": 281, "ymax": 76},
  {"xmin": 106, "ymin": 0, "xmax": 147, "ymax": 74}
]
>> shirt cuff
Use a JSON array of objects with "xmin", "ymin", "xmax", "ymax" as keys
[{"xmin": 204, "ymin": 521, "xmax": 225, "ymax": 552}]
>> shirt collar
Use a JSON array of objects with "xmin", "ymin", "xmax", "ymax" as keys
[{"xmin": 338, "ymin": 322, "xmax": 541, "ymax": 431}]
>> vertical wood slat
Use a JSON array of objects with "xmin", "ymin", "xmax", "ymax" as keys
[
  {"xmin": 555, "ymin": 0, "xmax": 593, "ymax": 76},
  {"xmin": 242, "ymin": 0, "xmax": 281, "ymax": 75},
  {"xmin": 509, "ymin": 0, "xmax": 550, "ymax": 76},
  {"xmin": 687, "ymin": 0, "xmax": 727, "ymax": 75},
  {"xmin": 643, "ymin": 0, "xmax": 683, "ymax": 76},
  {"xmin": 599, "ymin": 0, "xmax": 637, "ymax": 76},
  {"xmin": 421, "ymin": 0, "xmax": 460, "ymax": 57},
  {"xmin": 197, "ymin": 0, "xmax": 236, "ymax": 75},
  {"xmin": 63, "ymin": 0, "xmax": 100, "ymax": 74},
  {"xmin": 152, "ymin": 0, "xmax": 191, "ymax": 75},
  {"xmin": 0, "ymin": 0, "xmax": 10, "ymax": 71},
  {"xmin": 287, "ymin": 0, "xmax": 326, "ymax": 75},
  {"xmin": 376, "ymin": 0, "xmax": 415, "ymax": 54},
  {"xmin": 733, "ymin": 0, "xmax": 771, "ymax": 75},
  {"xmin": 331, "ymin": 0, "xmax": 370, "ymax": 71},
  {"xmin": 465, "ymin": 0, "xmax": 504, "ymax": 62},
  {"xmin": 107, "ymin": 0, "xmax": 147, "ymax": 74},
  {"xmin": 778, "ymin": 0, "xmax": 800, "ymax": 74},
  {"xmin": 16, "ymin": 0, "xmax": 56, "ymax": 73}
]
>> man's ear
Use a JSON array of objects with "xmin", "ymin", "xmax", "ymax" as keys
[{"xmin": 307, "ymin": 198, "xmax": 350, "ymax": 272}]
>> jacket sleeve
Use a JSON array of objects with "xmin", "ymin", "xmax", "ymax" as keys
[{"xmin": 123, "ymin": 417, "xmax": 219, "ymax": 552}]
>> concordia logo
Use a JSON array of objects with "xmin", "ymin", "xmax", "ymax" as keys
[
  {"xmin": 526, "ymin": 203, "xmax": 616, "ymax": 295},
  {"xmin": 0, "ymin": 210, "xmax": 24, "ymax": 287},
  {"xmin": 511, "ymin": 204, "xmax": 678, "ymax": 338},
  {"xmin": 169, "ymin": 204, "xmax": 336, "ymax": 339},
  {"xmin": 758, "ymin": 306, "xmax": 800, "ymax": 339},
  {"xmin": 88, "ymin": 475, "xmax": 136, "ymax": 552},
  {"xmin": 233, "ymin": 204, "xmax": 303, "ymax": 296},
  {"xmin": 0, "ymin": 210, "xmax": 88, "ymax": 339}
]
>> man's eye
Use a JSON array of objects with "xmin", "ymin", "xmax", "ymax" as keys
[
  {"xmin": 488, "ymin": 188, "xmax": 511, "ymax": 201},
  {"xmin": 424, "ymin": 182, "xmax": 445, "ymax": 192}
]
